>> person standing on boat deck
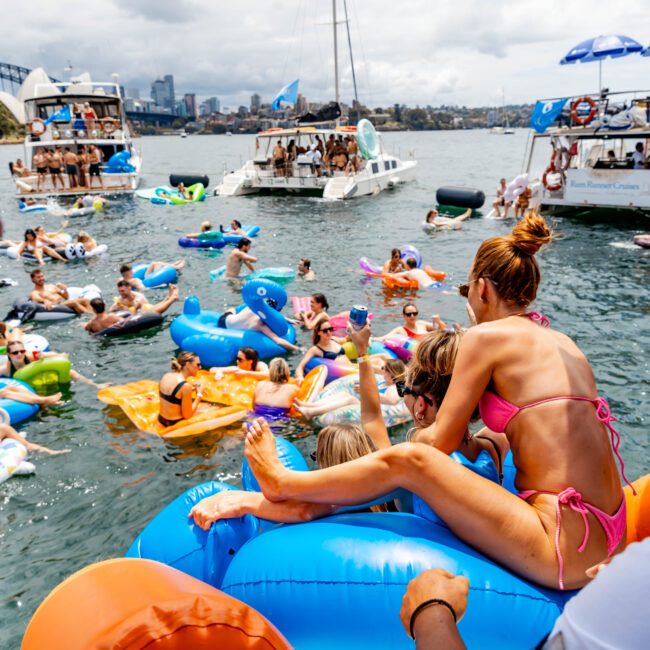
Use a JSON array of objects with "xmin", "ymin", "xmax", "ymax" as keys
[
  {"xmin": 33, "ymin": 150, "xmax": 48, "ymax": 192},
  {"xmin": 632, "ymin": 142, "xmax": 647, "ymax": 169},
  {"xmin": 307, "ymin": 144, "xmax": 322, "ymax": 177},
  {"xmin": 491, "ymin": 177, "xmax": 512, "ymax": 218},
  {"xmin": 324, "ymin": 134, "xmax": 336, "ymax": 171},
  {"xmin": 272, "ymin": 140, "xmax": 286, "ymax": 177},
  {"xmin": 47, "ymin": 148, "xmax": 65, "ymax": 189},
  {"xmin": 63, "ymin": 148, "xmax": 79, "ymax": 189},
  {"xmin": 286, "ymin": 139, "xmax": 297, "ymax": 176},
  {"xmin": 225, "ymin": 238, "xmax": 257, "ymax": 278},
  {"xmin": 77, "ymin": 145, "xmax": 88, "ymax": 189},
  {"xmin": 87, "ymin": 145, "xmax": 103, "ymax": 189},
  {"xmin": 315, "ymin": 135, "xmax": 325, "ymax": 156}
]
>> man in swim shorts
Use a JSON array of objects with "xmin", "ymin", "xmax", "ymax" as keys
[
  {"xmin": 225, "ymin": 238, "xmax": 257, "ymax": 278},
  {"xmin": 110, "ymin": 280, "xmax": 178, "ymax": 315},
  {"xmin": 29, "ymin": 269, "xmax": 93, "ymax": 314}
]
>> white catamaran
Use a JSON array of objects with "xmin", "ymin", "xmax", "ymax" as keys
[{"xmin": 215, "ymin": 0, "xmax": 416, "ymax": 200}]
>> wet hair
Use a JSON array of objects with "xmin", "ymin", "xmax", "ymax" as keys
[
  {"xmin": 312, "ymin": 320, "xmax": 333, "ymax": 346},
  {"xmin": 471, "ymin": 210, "xmax": 553, "ymax": 306},
  {"xmin": 405, "ymin": 258, "xmax": 417, "ymax": 269},
  {"xmin": 269, "ymin": 358, "xmax": 290, "ymax": 384},
  {"xmin": 238, "ymin": 237, "xmax": 251, "ymax": 249},
  {"xmin": 119, "ymin": 264, "xmax": 132, "ymax": 274},
  {"xmin": 116, "ymin": 279, "xmax": 131, "ymax": 288},
  {"xmin": 391, "ymin": 248, "xmax": 401, "ymax": 258},
  {"xmin": 300, "ymin": 258, "xmax": 311, "ymax": 270},
  {"xmin": 90, "ymin": 297, "xmax": 106, "ymax": 313},
  {"xmin": 232, "ymin": 219, "xmax": 242, "ymax": 229},
  {"xmin": 30, "ymin": 269, "xmax": 42, "ymax": 280},
  {"xmin": 238, "ymin": 347, "xmax": 259, "ymax": 370},
  {"xmin": 404, "ymin": 329, "xmax": 463, "ymax": 411},
  {"xmin": 77, "ymin": 230, "xmax": 91, "ymax": 243},
  {"xmin": 311, "ymin": 292, "xmax": 329, "ymax": 310},
  {"xmin": 170, "ymin": 351, "xmax": 198, "ymax": 372},
  {"xmin": 383, "ymin": 358, "xmax": 406, "ymax": 381},
  {"xmin": 426, "ymin": 209, "xmax": 437, "ymax": 223},
  {"xmin": 24, "ymin": 228, "xmax": 37, "ymax": 240}
]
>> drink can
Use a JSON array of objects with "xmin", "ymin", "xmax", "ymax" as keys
[{"xmin": 349, "ymin": 305, "xmax": 368, "ymax": 330}]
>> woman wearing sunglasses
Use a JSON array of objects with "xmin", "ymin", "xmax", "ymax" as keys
[
  {"xmin": 245, "ymin": 211, "xmax": 633, "ymax": 591},
  {"xmin": 210, "ymin": 347, "xmax": 269, "ymax": 380},
  {"xmin": 1, "ymin": 340, "xmax": 103, "ymax": 389},
  {"xmin": 375, "ymin": 303, "xmax": 446, "ymax": 341},
  {"xmin": 383, "ymin": 248, "xmax": 407, "ymax": 274},
  {"xmin": 294, "ymin": 320, "xmax": 350, "ymax": 384}
]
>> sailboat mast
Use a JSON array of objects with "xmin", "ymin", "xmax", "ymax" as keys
[{"xmin": 332, "ymin": 0, "xmax": 340, "ymax": 106}]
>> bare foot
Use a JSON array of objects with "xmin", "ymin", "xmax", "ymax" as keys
[
  {"xmin": 293, "ymin": 400, "xmax": 315, "ymax": 420},
  {"xmin": 244, "ymin": 417, "xmax": 288, "ymax": 502},
  {"xmin": 174, "ymin": 259, "xmax": 186, "ymax": 271},
  {"xmin": 42, "ymin": 392, "xmax": 63, "ymax": 406}
]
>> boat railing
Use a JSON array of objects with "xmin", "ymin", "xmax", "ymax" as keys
[{"xmin": 28, "ymin": 118, "xmax": 125, "ymax": 143}]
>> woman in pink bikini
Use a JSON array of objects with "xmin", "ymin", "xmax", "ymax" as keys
[{"xmin": 244, "ymin": 211, "xmax": 633, "ymax": 590}]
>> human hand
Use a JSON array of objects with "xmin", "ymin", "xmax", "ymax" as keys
[
  {"xmin": 47, "ymin": 448, "xmax": 71, "ymax": 455},
  {"xmin": 189, "ymin": 491, "xmax": 250, "ymax": 530},
  {"xmin": 400, "ymin": 569, "xmax": 469, "ymax": 637},
  {"xmin": 346, "ymin": 320, "xmax": 371, "ymax": 355}
]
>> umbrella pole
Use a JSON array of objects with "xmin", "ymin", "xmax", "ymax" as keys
[{"xmin": 599, "ymin": 60, "xmax": 602, "ymax": 93}]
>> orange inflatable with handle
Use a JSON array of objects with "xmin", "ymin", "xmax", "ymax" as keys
[
  {"xmin": 368, "ymin": 265, "xmax": 446, "ymax": 289},
  {"xmin": 22, "ymin": 557, "xmax": 292, "ymax": 650},
  {"xmin": 625, "ymin": 473, "xmax": 650, "ymax": 544}
]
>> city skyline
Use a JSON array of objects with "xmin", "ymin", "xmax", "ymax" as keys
[{"xmin": 3, "ymin": 1, "xmax": 650, "ymax": 110}]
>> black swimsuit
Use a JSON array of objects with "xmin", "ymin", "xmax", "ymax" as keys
[
  {"xmin": 317, "ymin": 345, "xmax": 345, "ymax": 361},
  {"xmin": 158, "ymin": 380, "xmax": 186, "ymax": 426}
]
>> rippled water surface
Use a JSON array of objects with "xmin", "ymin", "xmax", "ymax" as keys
[{"xmin": 0, "ymin": 131, "xmax": 648, "ymax": 647}]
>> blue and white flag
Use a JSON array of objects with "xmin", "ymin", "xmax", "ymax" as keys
[
  {"xmin": 44, "ymin": 104, "xmax": 71, "ymax": 125},
  {"xmin": 529, "ymin": 99, "xmax": 567, "ymax": 134},
  {"xmin": 272, "ymin": 79, "xmax": 299, "ymax": 111}
]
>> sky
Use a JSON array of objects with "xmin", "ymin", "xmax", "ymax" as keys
[{"xmin": 2, "ymin": 0, "xmax": 650, "ymax": 110}]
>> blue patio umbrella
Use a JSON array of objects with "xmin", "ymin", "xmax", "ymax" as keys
[{"xmin": 560, "ymin": 34, "xmax": 643, "ymax": 90}]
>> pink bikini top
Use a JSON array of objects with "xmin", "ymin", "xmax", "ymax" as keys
[{"xmin": 478, "ymin": 312, "xmax": 634, "ymax": 489}]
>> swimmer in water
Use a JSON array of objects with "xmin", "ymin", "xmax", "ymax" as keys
[
  {"xmin": 225, "ymin": 238, "xmax": 257, "ymax": 278},
  {"xmin": 425, "ymin": 208, "xmax": 472, "ymax": 230}
]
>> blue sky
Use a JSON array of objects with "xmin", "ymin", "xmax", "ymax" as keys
[{"xmin": 3, "ymin": 0, "xmax": 650, "ymax": 108}]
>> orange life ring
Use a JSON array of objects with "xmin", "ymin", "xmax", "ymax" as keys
[
  {"xmin": 29, "ymin": 118, "xmax": 46, "ymax": 138},
  {"xmin": 570, "ymin": 96, "xmax": 597, "ymax": 126},
  {"xmin": 542, "ymin": 165, "xmax": 563, "ymax": 192},
  {"xmin": 102, "ymin": 118, "xmax": 118, "ymax": 134}
]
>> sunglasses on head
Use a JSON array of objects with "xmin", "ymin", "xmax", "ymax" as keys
[
  {"xmin": 320, "ymin": 327, "xmax": 333, "ymax": 334},
  {"xmin": 395, "ymin": 381, "xmax": 434, "ymax": 406}
]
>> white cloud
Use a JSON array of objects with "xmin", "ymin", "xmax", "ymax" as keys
[{"xmin": 1, "ymin": 0, "xmax": 649, "ymax": 108}]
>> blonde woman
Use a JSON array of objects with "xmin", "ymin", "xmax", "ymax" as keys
[
  {"xmin": 158, "ymin": 352, "xmax": 204, "ymax": 427},
  {"xmin": 252, "ymin": 358, "xmax": 299, "ymax": 420},
  {"xmin": 244, "ymin": 212, "xmax": 633, "ymax": 590}
]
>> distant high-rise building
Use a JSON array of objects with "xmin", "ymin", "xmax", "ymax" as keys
[
  {"xmin": 126, "ymin": 88, "xmax": 140, "ymax": 100},
  {"xmin": 296, "ymin": 93, "xmax": 307, "ymax": 114},
  {"xmin": 151, "ymin": 74, "xmax": 175, "ymax": 111},
  {"xmin": 250, "ymin": 93, "xmax": 261, "ymax": 115},
  {"xmin": 487, "ymin": 109, "xmax": 497, "ymax": 128},
  {"xmin": 238, "ymin": 105, "xmax": 248, "ymax": 118},
  {"xmin": 184, "ymin": 93, "xmax": 197, "ymax": 119}
]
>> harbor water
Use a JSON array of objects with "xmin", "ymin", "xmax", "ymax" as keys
[{"xmin": 0, "ymin": 130, "xmax": 648, "ymax": 648}]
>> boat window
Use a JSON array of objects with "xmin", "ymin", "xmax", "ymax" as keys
[
  {"xmin": 371, "ymin": 162, "xmax": 379, "ymax": 174},
  {"xmin": 391, "ymin": 160, "xmax": 397, "ymax": 169},
  {"xmin": 384, "ymin": 161, "xmax": 390, "ymax": 171}
]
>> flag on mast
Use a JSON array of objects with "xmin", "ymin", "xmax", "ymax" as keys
[{"xmin": 272, "ymin": 79, "xmax": 299, "ymax": 111}]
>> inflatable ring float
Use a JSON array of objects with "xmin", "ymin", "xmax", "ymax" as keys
[
  {"xmin": 102, "ymin": 117, "xmax": 118, "ymax": 134},
  {"xmin": 356, "ymin": 118, "xmax": 381, "ymax": 160},
  {"xmin": 14, "ymin": 357, "xmax": 71, "ymax": 390},
  {"xmin": 0, "ymin": 377, "xmax": 40, "ymax": 425},
  {"xmin": 542, "ymin": 165, "xmax": 564, "ymax": 192},
  {"xmin": 29, "ymin": 118, "xmax": 46, "ymax": 138}
]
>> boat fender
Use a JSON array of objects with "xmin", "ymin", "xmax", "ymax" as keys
[
  {"xmin": 170, "ymin": 173, "xmax": 210, "ymax": 189},
  {"xmin": 435, "ymin": 186, "xmax": 485, "ymax": 209}
]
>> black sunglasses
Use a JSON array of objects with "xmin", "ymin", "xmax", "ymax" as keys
[
  {"xmin": 9, "ymin": 349, "xmax": 26, "ymax": 355},
  {"xmin": 395, "ymin": 381, "xmax": 434, "ymax": 406},
  {"xmin": 236, "ymin": 356, "xmax": 246, "ymax": 362},
  {"xmin": 404, "ymin": 311, "xmax": 418, "ymax": 316},
  {"xmin": 320, "ymin": 327, "xmax": 333, "ymax": 334},
  {"xmin": 458, "ymin": 277, "xmax": 498, "ymax": 298}
]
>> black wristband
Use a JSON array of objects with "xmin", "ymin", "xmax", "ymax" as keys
[{"xmin": 409, "ymin": 598, "xmax": 457, "ymax": 639}]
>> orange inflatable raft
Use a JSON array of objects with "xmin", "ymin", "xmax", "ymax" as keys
[
  {"xmin": 625, "ymin": 473, "xmax": 650, "ymax": 544},
  {"xmin": 22, "ymin": 557, "xmax": 292, "ymax": 650},
  {"xmin": 367, "ymin": 265, "xmax": 446, "ymax": 289}
]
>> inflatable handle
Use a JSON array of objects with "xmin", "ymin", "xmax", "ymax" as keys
[
  {"xmin": 358, "ymin": 257, "xmax": 383, "ymax": 274},
  {"xmin": 183, "ymin": 295, "xmax": 201, "ymax": 316},
  {"xmin": 241, "ymin": 279, "xmax": 290, "ymax": 337},
  {"xmin": 400, "ymin": 244, "xmax": 422, "ymax": 268}
]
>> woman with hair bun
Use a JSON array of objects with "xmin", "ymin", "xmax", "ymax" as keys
[
  {"xmin": 244, "ymin": 211, "xmax": 635, "ymax": 590},
  {"xmin": 158, "ymin": 352, "xmax": 204, "ymax": 427}
]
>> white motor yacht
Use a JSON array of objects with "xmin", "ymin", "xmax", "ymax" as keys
[
  {"xmin": 524, "ymin": 89, "xmax": 650, "ymax": 213},
  {"xmin": 13, "ymin": 80, "xmax": 141, "ymax": 199}
]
